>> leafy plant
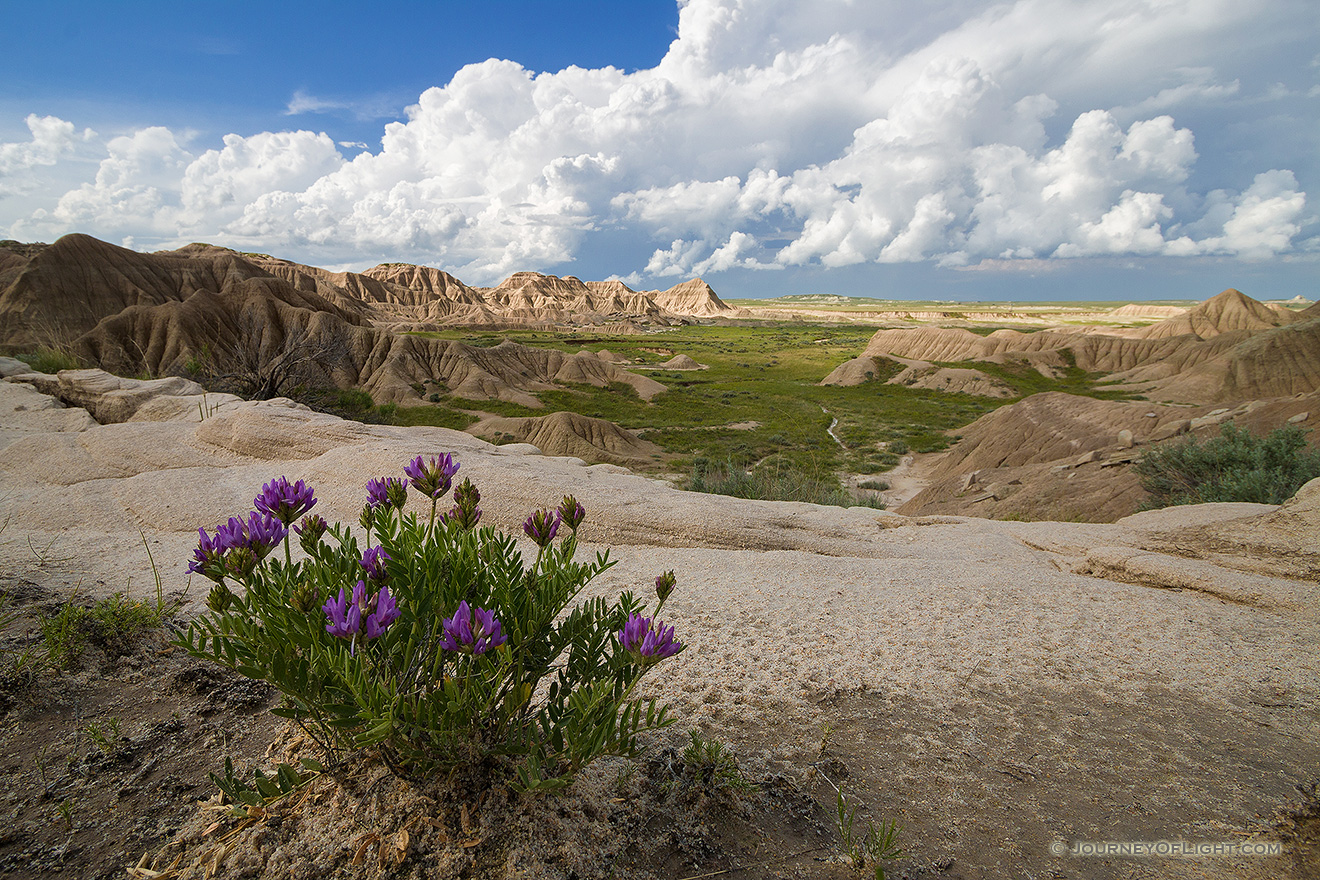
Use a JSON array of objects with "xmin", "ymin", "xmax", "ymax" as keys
[
  {"xmin": 1136, "ymin": 423, "xmax": 1320, "ymax": 507},
  {"xmin": 836, "ymin": 791, "xmax": 903, "ymax": 879},
  {"xmin": 178, "ymin": 459, "xmax": 685, "ymax": 791},
  {"xmin": 210, "ymin": 755, "xmax": 323, "ymax": 818},
  {"xmin": 85, "ymin": 717, "xmax": 123, "ymax": 755},
  {"xmin": 677, "ymin": 729, "xmax": 755, "ymax": 796},
  {"xmin": 40, "ymin": 588, "xmax": 175, "ymax": 669}
]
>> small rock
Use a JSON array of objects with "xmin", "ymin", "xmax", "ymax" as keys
[
  {"xmin": 1151, "ymin": 419, "xmax": 1191, "ymax": 441},
  {"xmin": 1288, "ymin": 411, "xmax": 1309, "ymax": 423},
  {"xmin": 1117, "ymin": 429, "xmax": 1134, "ymax": 448},
  {"xmin": 958, "ymin": 471, "xmax": 979, "ymax": 492}
]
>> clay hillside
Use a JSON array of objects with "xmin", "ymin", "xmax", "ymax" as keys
[
  {"xmin": 0, "ymin": 234, "xmax": 743, "ymax": 410},
  {"xmin": 819, "ymin": 288, "xmax": 1320, "ymax": 522},
  {"xmin": 824, "ymin": 288, "xmax": 1320, "ymax": 403}
]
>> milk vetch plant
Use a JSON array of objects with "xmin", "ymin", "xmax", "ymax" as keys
[{"xmin": 178, "ymin": 460, "xmax": 684, "ymax": 791}]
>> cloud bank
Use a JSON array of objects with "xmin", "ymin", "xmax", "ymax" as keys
[{"xmin": 1, "ymin": 0, "xmax": 1315, "ymax": 285}]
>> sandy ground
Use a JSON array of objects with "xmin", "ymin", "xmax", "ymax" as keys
[{"xmin": 1, "ymin": 368, "xmax": 1317, "ymax": 879}]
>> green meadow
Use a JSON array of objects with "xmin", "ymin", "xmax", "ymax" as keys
[{"xmin": 371, "ymin": 324, "xmax": 1129, "ymax": 493}]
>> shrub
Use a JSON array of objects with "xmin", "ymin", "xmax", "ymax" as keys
[
  {"xmin": 178, "ymin": 460, "xmax": 684, "ymax": 792},
  {"xmin": 1136, "ymin": 423, "xmax": 1320, "ymax": 507}
]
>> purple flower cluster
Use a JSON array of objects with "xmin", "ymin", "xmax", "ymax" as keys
[
  {"xmin": 323, "ymin": 580, "xmax": 400, "ymax": 643},
  {"xmin": 359, "ymin": 545, "xmax": 391, "ymax": 582},
  {"xmin": 617, "ymin": 612, "xmax": 683, "ymax": 665},
  {"xmin": 404, "ymin": 453, "xmax": 460, "ymax": 499},
  {"xmin": 523, "ymin": 509, "xmax": 561, "ymax": 548},
  {"xmin": 253, "ymin": 477, "xmax": 317, "ymax": 525},
  {"xmin": 366, "ymin": 477, "xmax": 408, "ymax": 511},
  {"xmin": 189, "ymin": 511, "xmax": 288, "ymax": 582},
  {"xmin": 438, "ymin": 600, "xmax": 507, "ymax": 655}
]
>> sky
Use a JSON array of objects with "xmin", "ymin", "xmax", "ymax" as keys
[{"xmin": 1, "ymin": 0, "xmax": 1317, "ymax": 302}]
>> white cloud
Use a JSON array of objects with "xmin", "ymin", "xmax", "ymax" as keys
[
  {"xmin": 1, "ymin": 0, "xmax": 1314, "ymax": 279},
  {"xmin": 0, "ymin": 115, "xmax": 95, "ymax": 197}
]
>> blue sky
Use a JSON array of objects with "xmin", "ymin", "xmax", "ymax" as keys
[{"xmin": 1, "ymin": 0, "xmax": 1317, "ymax": 301}]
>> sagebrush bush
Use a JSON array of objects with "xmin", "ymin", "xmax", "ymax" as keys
[
  {"xmin": 1136, "ymin": 423, "xmax": 1320, "ymax": 507},
  {"xmin": 179, "ymin": 457, "xmax": 684, "ymax": 791}
]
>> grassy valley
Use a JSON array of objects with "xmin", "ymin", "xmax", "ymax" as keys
[{"xmin": 398, "ymin": 323, "xmax": 1126, "ymax": 494}]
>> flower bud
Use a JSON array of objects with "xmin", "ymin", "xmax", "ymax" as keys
[
  {"xmin": 223, "ymin": 546, "xmax": 258, "ymax": 580},
  {"xmin": 558, "ymin": 495, "xmax": 585, "ymax": 532},
  {"xmin": 655, "ymin": 570, "xmax": 676, "ymax": 604},
  {"xmin": 295, "ymin": 514, "xmax": 327, "ymax": 554},
  {"xmin": 290, "ymin": 581, "xmax": 320, "ymax": 613},
  {"xmin": 207, "ymin": 581, "xmax": 235, "ymax": 613},
  {"xmin": 522, "ymin": 509, "xmax": 561, "ymax": 548}
]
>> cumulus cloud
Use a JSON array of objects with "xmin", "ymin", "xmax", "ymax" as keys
[
  {"xmin": 0, "ymin": 115, "xmax": 95, "ymax": 198},
  {"xmin": 1, "ymin": 0, "xmax": 1314, "ymax": 280}
]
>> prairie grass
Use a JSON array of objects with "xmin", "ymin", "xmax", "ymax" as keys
[{"xmin": 17, "ymin": 346, "xmax": 82, "ymax": 374}]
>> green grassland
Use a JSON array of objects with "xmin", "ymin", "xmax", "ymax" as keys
[{"xmin": 396, "ymin": 324, "xmax": 1124, "ymax": 487}]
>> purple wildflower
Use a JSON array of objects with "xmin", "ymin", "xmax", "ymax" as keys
[
  {"xmin": 214, "ymin": 517, "xmax": 249, "ymax": 553},
  {"xmin": 190, "ymin": 512, "xmax": 282, "ymax": 583},
  {"xmin": 359, "ymin": 545, "xmax": 391, "ymax": 582},
  {"xmin": 438, "ymin": 600, "xmax": 507, "ymax": 655},
  {"xmin": 404, "ymin": 453, "xmax": 460, "ymax": 499},
  {"xmin": 189, "ymin": 527, "xmax": 226, "ymax": 582},
  {"xmin": 253, "ymin": 477, "xmax": 317, "ymax": 525},
  {"xmin": 243, "ymin": 510, "xmax": 287, "ymax": 559},
  {"xmin": 323, "ymin": 580, "xmax": 400, "ymax": 643},
  {"xmin": 617, "ymin": 612, "xmax": 683, "ymax": 665},
  {"xmin": 366, "ymin": 477, "xmax": 408, "ymax": 511},
  {"xmin": 365, "ymin": 477, "xmax": 391, "ymax": 509},
  {"xmin": 365, "ymin": 586, "xmax": 400, "ymax": 638},
  {"xmin": 323, "ymin": 585, "xmax": 360, "ymax": 638},
  {"xmin": 558, "ymin": 495, "xmax": 585, "ymax": 532},
  {"xmin": 523, "ymin": 509, "xmax": 561, "ymax": 548}
]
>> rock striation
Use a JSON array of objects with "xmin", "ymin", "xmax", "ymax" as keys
[
  {"xmin": 0, "ymin": 235, "xmax": 709, "ymax": 407},
  {"xmin": 831, "ymin": 288, "xmax": 1320, "ymax": 404}
]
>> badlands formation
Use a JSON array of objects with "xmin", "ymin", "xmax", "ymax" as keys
[
  {"xmin": 820, "ymin": 288, "xmax": 1320, "ymax": 522},
  {"xmin": 0, "ymin": 365, "xmax": 1317, "ymax": 878},
  {"xmin": 1, "ymin": 235, "xmax": 1319, "ymax": 875},
  {"xmin": 0, "ymin": 234, "xmax": 731, "ymax": 407}
]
